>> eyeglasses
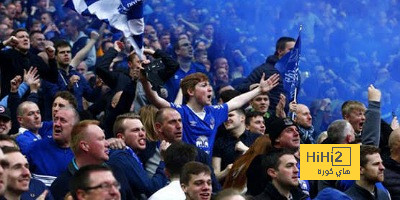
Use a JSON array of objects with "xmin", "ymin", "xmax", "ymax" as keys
[{"xmin": 84, "ymin": 182, "xmax": 121, "ymax": 191}]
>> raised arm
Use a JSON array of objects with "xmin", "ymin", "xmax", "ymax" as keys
[
  {"xmin": 140, "ymin": 77, "xmax": 170, "ymax": 109},
  {"xmin": 362, "ymin": 84, "xmax": 381, "ymax": 146},
  {"xmin": 227, "ymin": 73, "xmax": 279, "ymax": 112},
  {"xmin": 70, "ymin": 31, "xmax": 100, "ymax": 68}
]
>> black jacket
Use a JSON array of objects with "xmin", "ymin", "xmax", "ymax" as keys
[
  {"xmin": 234, "ymin": 55, "xmax": 284, "ymax": 114},
  {"xmin": 253, "ymin": 182, "xmax": 308, "ymax": 200},
  {"xmin": 0, "ymin": 44, "xmax": 58, "ymax": 98},
  {"xmin": 345, "ymin": 183, "xmax": 390, "ymax": 200}
]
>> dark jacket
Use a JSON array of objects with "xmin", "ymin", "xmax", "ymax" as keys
[
  {"xmin": 383, "ymin": 156, "xmax": 400, "ymax": 200},
  {"xmin": 0, "ymin": 43, "xmax": 58, "ymax": 99},
  {"xmin": 50, "ymin": 161, "xmax": 135, "ymax": 200},
  {"xmin": 234, "ymin": 55, "xmax": 284, "ymax": 114},
  {"xmin": 253, "ymin": 182, "xmax": 308, "ymax": 200},
  {"xmin": 345, "ymin": 183, "xmax": 390, "ymax": 200}
]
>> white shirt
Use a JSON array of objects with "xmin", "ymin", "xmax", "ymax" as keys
[{"xmin": 148, "ymin": 180, "xmax": 186, "ymax": 200}]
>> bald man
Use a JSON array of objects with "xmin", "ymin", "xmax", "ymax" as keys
[
  {"xmin": 293, "ymin": 103, "xmax": 315, "ymax": 144},
  {"xmin": 383, "ymin": 128, "xmax": 400, "ymax": 199}
]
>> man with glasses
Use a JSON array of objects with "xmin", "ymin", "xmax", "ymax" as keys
[{"xmin": 70, "ymin": 165, "xmax": 121, "ymax": 200}]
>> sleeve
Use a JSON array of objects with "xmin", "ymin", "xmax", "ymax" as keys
[
  {"xmin": 83, "ymin": 45, "xmax": 97, "ymax": 68},
  {"xmin": 35, "ymin": 57, "xmax": 59, "ymax": 84},
  {"xmin": 8, "ymin": 91, "xmax": 21, "ymax": 135},
  {"xmin": 234, "ymin": 66, "xmax": 264, "ymax": 93},
  {"xmin": 152, "ymin": 49, "xmax": 180, "ymax": 82},
  {"xmin": 108, "ymin": 151, "xmax": 168, "ymax": 197},
  {"xmin": 212, "ymin": 137, "xmax": 223, "ymax": 158},
  {"xmin": 94, "ymin": 48, "xmax": 119, "ymax": 89},
  {"xmin": 209, "ymin": 104, "xmax": 229, "ymax": 127},
  {"xmin": 361, "ymin": 101, "xmax": 381, "ymax": 146}
]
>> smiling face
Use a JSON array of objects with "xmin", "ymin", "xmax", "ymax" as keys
[
  {"xmin": 247, "ymin": 115, "xmax": 265, "ymax": 135},
  {"xmin": 250, "ymin": 94, "xmax": 270, "ymax": 114},
  {"xmin": 4, "ymin": 152, "xmax": 30, "ymax": 195},
  {"xmin": 182, "ymin": 172, "xmax": 212, "ymax": 200},
  {"xmin": 118, "ymin": 119, "xmax": 146, "ymax": 152},
  {"xmin": 224, "ymin": 110, "xmax": 244, "ymax": 131}
]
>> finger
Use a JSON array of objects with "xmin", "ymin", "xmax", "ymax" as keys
[{"xmin": 261, "ymin": 73, "xmax": 265, "ymax": 81}]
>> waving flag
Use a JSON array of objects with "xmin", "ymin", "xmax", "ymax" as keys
[
  {"xmin": 65, "ymin": 0, "xmax": 144, "ymax": 58},
  {"xmin": 275, "ymin": 30, "xmax": 301, "ymax": 103}
]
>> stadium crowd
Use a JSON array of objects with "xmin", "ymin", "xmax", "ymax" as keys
[{"xmin": 0, "ymin": 0, "xmax": 397, "ymax": 199}]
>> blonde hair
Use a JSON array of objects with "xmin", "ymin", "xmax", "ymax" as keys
[{"xmin": 139, "ymin": 105, "xmax": 159, "ymax": 142}]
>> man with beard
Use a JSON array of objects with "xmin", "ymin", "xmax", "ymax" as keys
[
  {"xmin": 29, "ymin": 31, "xmax": 46, "ymax": 55},
  {"xmin": 345, "ymin": 145, "xmax": 390, "ymax": 200},
  {"xmin": 254, "ymin": 149, "xmax": 307, "ymax": 200},
  {"xmin": 180, "ymin": 162, "xmax": 212, "ymax": 200}
]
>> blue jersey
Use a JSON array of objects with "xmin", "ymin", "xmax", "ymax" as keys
[{"xmin": 171, "ymin": 103, "xmax": 228, "ymax": 156}]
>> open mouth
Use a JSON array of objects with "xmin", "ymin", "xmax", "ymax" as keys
[{"xmin": 199, "ymin": 192, "xmax": 211, "ymax": 200}]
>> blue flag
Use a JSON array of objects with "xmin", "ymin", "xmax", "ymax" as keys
[
  {"xmin": 64, "ymin": 0, "xmax": 144, "ymax": 58},
  {"xmin": 275, "ymin": 34, "xmax": 301, "ymax": 102}
]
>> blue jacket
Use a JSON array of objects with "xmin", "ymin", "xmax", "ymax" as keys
[
  {"xmin": 107, "ymin": 148, "xmax": 168, "ymax": 199},
  {"xmin": 26, "ymin": 138, "xmax": 74, "ymax": 186},
  {"xmin": 41, "ymin": 67, "xmax": 101, "ymax": 111}
]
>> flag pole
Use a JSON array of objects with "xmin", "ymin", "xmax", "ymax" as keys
[{"xmin": 291, "ymin": 25, "xmax": 302, "ymax": 120}]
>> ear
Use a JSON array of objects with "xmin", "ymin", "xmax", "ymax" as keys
[
  {"xmin": 76, "ymin": 189, "xmax": 86, "ymax": 200},
  {"xmin": 181, "ymin": 183, "xmax": 187, "ymax": 193},
  {"xmin": 344, "ymin": 114, "xmax": 350, "ymax": 120},
  {"xmin": 240, "ymin": 115, "xmax": 245, "ymax": 123},
  {"xmin": 360, "ymin": 166, "xmax": 365, "ymax": 175},
  {"xmin": 187, "ymin": 88, "xmax": 195, "ymax": 97},
  {"xmin": 127, "ymin": 61, "xmax": 132, "ymax": 68},
  {"xmin": 116, "ymin": 133, "xmax": 124, "ymax": 140},
  {"xmin": 79, "ymin": 141, "xmax": 89, "ymax": 152},
  {"xmin": 17, "ymin": 116, "xmax": 23, "ymax": 125},
  {"xmin": 267, "ymin": 168, "xmax": 277, "ymax": 179}
]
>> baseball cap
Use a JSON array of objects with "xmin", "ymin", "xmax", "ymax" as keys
[
  {"xmin": 268, "ymin": 118, "xmax": 295, "ymax": 144},
  {"xmin": 0, "ymin": 106, "xmax": 11, "ymax": 121}
]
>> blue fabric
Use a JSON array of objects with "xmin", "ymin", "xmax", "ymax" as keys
[
  {"xmin": 42, "ymin": 67, "xmax": 100, "ymax": 111},
  {"xmin": 0, "ymin": 82, "xmax": 29, "ymax": 107},
  {"xmin": 107, "ymin": 149, "xmax": 168, "ymax": 198},
  {"xmin": 26, "ymin": 138, "xmax": 74, "ymax": 177},
  {"xmin": 64, "ymin": 0, "xmax": 144, "ymax": 57},
  {"xmin": 170, "ymin": 103, "xmax": 228, "ymax": 156},
  {"xmin": 163, "ymin": 63, "xmax": 207, "ymax": 102},
  {"xmin": 275, "ymin": 34, "xmax": 301, "ymax": 103},
  {"xmin": 16, "ymin": 122, "xmax": 53, "ymax": 155}
]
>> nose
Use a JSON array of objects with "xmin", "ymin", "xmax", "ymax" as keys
[
  {"xmin": 294, "ymin": 165, "xmax": 299, "ymax": 174},
  {"xmin": 176, "ymin": 122, "xmax": 182, "ymax": 129},
  {"xmin": 379, "ymin": 163, "xmax": 385, "ymax": 170}
]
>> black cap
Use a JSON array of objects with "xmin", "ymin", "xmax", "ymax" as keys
[
  {"xmin": 0, "ymin": 106, "xmax": 11, "ymax": 121},
  {"xmin": 268, "ymin": 118, "xmax": 295, "ymax": 144}
]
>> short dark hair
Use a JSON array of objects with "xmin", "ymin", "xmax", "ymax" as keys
[
  {"xmin": 1, "ymin": 146, "xmax": 20, "ymax": 154},
  {"xmin": 29, "ymin": 30, "xmax": 43, "ymax": 39},
  {"xmin": 262, "ymin": 148, "xmax": 295, "ymax": 180},
  {"xmin": 54, "ymin": 91, "xmax": 78, "ymax": 109},
  {"xmin": 180, "ymin": 161, "xmax": 211, "ymax": 185},
  {"xmin": 70, "ymin": 164, "xmax": 113, "ymax": 199},
  {"xmin": 274, "ymin": 37, "xmax": 295, "ymax": 55},
  {"xmin": 360, "ymin": 145, "xmax": 380, "ymax": 167},
  {"xmin": 245, "ymin": 111, "xmax": 264, "ymax": 126},
  {"xmin": 11, "ymin": 28, "xmax": 28, "ymax": 37},
  {"xmin": 164, "ymin": 141, "xmax": 197, "ymax": 177},
  {"xmin": 219, "ymin": 89, "xmax": 241, "ymax": 103},
  {"xmin": 54, "ymin": 40, "xmax": 71, "ymax": 55}
]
